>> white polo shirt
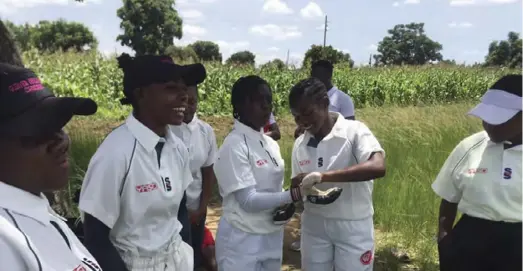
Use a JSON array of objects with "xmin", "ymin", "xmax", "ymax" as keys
[
  {"xmin": 0, "ymin": 182, "xmax": 101, "ymax": 271},
  {"xmin": 292, "ymin": 112, "xmax": 385, "ymax": 220},
  {"xmin": 328, "ymin": 86, "xmax": 355, "ymax": 118},
  {"xmin": 214, "ymin": 120, "xmax": 285, "ymax": 234},
  {"xmin": 432, "ymin": 131, "xmax": 522, "ymax": 222},
  {"xmin": 79, "ymin": 113, "xmax": 193, "ymax": 255},
  {"xmin": 170, "ymin": 115, "xmax": 218, "ymax": 211}
]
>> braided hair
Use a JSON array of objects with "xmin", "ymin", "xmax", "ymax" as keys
[
  {"xmin": 116, "ymin": 53, "xmax": 138, "ymax": 107},
  {"xmin": 288, "ymin": 77, "xmax": 329, "ymax": 111},
  {"xmin": 231, "ymin": 75, "xmax": 271, "ymax": 120}
]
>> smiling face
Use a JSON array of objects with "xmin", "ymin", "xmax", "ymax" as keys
[
  {"xmin": 138, "ymin": 79, "xmax": 188, "ymax": 126},
  {"xmin": 291, "ymin": 95, "xmax": 330, "ymax": 135}
]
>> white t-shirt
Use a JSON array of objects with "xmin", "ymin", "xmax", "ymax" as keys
[
  {"xmin": 292, "ymin": 112, "xmax": 385, "ymax": 220},
  {"xmin": 432, "ymin": 131, "xmax": 522, "ymax": 222},
  {"xmin": 328, "ymin": 86, "xmax": 355, "ymax": 118},
  {"xmin": 214, "ymin": 120, "xmax": 285, "ymax": 234},
  {"xmin": 0, "ymin": 182, "xmax": 101, "ymax": 271},
  {"xmin": 170, "ymin": 116, "xmax": 218, "ymax": 211},
  {"xmin": 79, "ymin": 113, "xmax": 193, "ymax": 255}
]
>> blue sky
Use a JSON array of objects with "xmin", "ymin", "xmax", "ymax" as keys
[{"xmin": 0, "ymin": 0, "xmax": 521, "ymax": 66}]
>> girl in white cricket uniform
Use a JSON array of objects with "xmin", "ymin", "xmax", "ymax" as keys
[
  {"xmin": 214, "ymin": 75, "xmax": 342, "ymax": 271},
  {"xmin": 78, "ymin": 54, "xmax": 206, "ymax": 271},
  {"xmin": 433, "ymin": 74, "xmax": 522, "ymax": 271},
  {"xmin": 0, "ymin": 63, "xmax": 101, "ymax": 270},
  {"xmin": 171, "ymin": 84, "xmax": 218, "ymax": 269},
  {"xmin": 289, "ymin": 78, "xmax": 386, "ymax": 271}
]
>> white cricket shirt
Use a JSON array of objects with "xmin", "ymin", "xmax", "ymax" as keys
[
  {"xmin": 170, "ymin": 115, "xmax": 218, "ymax": 211},
  {"xmin": 432, "ymin": 131, "xmax": 522, "ymax": 222},
  {"xmin": 0, "ymin": 182, "xmax": 101, "ymax": 271},
  {"xmin": 328, "ymin": 86, "xmax": 355, "ymax": 118},
  {"xmin": 214, "ymin": 120, "xmax": 285, "ymax": 234},
  {"xmin": 79, "ymin": 113, "xmax": 193, "ymax": 255},
  {"xmin": 292, "ymin": 112, "xmax": 385, "ymax": 220}
]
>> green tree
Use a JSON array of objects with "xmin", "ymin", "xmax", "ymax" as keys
[
  {"xmin": 374, "ymin": 22, "xmax": 443, "ymax": 66},
  {"xmin": 303, "ymin": 45, "xmax": 354, "ymax": 67},
  {"xmin": 4, "ymin": 21, "xmax": 34, "ymax": 52},
  {"xmin": 188, "ymin": 41, "xmax": 222, "ymax": 62},
  {"xmin": 165, "ymin": 45, "xmax": 198, "ymax": 63},
  {"xmin": 261, "ymin": 58, "xmax": 286, "ymax": 70},
  {"xmin": 117, "ymin": 0, "xmax": 183, "ymax": 55},
  {"xmin": 31, "ymin": 20, "xmax": 97, "ymax": 52},
  {"xmin": 226, "ymin": 50, "xmax": 256, "ymax": 66},
  {"xmin": 485, "ymin": 31, "xmax": 522, "ymax": 68}
]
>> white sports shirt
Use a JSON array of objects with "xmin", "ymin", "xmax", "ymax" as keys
[
  {"xmin": 292, "ymin": 113, "xmax": 385, "ymax": 220},
  {"xmin": 170, "ymin": 115, "xmax": 218, "ymax": 211},
  {"xmin": 328, "ymin": 86, "xmax": 355, "ymax": 118},
  {"xmin": 432, "ymin": 131, "xmax": 522, "ymax": 222},
  {"xmin": 79, "ymin": 113, "xmax": 193, "ymax": 255},
  {"xmin": 214, "ymin": 120, "xmax": 285, "ymax": 234},
  {"xmin": 0, "ymin": 182, "xmax": 101, "ymax": 271}
]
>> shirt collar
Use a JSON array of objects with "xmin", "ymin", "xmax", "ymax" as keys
[
  {"xmin": 327, "ymin": 86, "xmax": 337, "ymax": 96},
  {"xmin": 125, "ymin": 113, "xmax": 175, "ymax": 152},
  {"xmin": 303, "ymin": 112, "xmax": 346, "ymax": 145},
  {"xmin": 233, "ymin": 119, "xmax": 264, "ymax": 141},
  {"xmin": 0, "ymin": 182, "xmax": 50, "ymax": 226},
  {"xmin": 186, "ymin": 115, "xmax": 199, "ymax": 131}
]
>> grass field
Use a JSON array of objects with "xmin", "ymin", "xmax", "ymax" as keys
[{"xmin": 61, "ymin": 102, "xmax": 482, "ymax": 270}]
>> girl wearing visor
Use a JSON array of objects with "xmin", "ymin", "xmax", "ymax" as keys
[
  {"xmin": 0, "ymin": 63, "xmax": 101, "ymax": 270},
  {"xmin": 432, "ymin": 74, "xmax": 522, "ymax": 271},
  {"xmin": 79, "ymin": 54, "xmax": 206, "ymax": 271},
  {"xmin": 213, "ymin": 75, "xmax": 342, "ymax": 271}
]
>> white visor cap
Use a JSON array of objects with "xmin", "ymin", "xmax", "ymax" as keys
[{"xmin": 468, "ymin": 89, "xmax": 522, "ymax": 125}]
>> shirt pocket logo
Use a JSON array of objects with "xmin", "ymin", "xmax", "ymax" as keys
[
  {"xmin": 503, "ymin": 168, "xmax": 512, "ymax": 180},
  {"xmin": 256, "ymin": 159, "xmax": 268, "ymax": 167},
  {"xmin": 135, "ymin": 183, "xmax": 158, "ymax": 193}
]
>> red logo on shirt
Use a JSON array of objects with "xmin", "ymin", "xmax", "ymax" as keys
[
  {"xmin": 360, "ymin": 250, "xmax": 373, "ymax": 265},
  {"xmin": 73, "ymin": 266, "xmax": 86, "ymax": 271},
  {"xmin": 299, "ymin": 160, "xmax": 311, "ymax": 166},
  {"xmin": 256, "ymin": 159, "xmax": 268, "ymax": 166},
  {"xmin": 135, "ymin": 183, "xmax": 158, "ymax": 193},
  {"xmin": 468, "ymin": 168, "xmax": 488, "ymax": 174}
]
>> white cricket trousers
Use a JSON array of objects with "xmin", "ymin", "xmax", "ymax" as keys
[
  {"xmin": 215, "ymin": 216, "xmax": 283, "ymax": 271},
  {"xmin": 119, "ymin": 234, "xmax": 194, "ymax": 271},
  {"xmin": 301, "ymin": 212, "xmax": 374, "ymax": 271}
]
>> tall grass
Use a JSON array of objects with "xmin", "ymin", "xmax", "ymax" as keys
[{"xmin": 64, "ymin": 102, "xmax": 481, "ymax": 270}]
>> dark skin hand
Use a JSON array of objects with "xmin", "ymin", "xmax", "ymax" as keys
[
  {"xmin": 437, "ymin": 199, "xmax": 458, "ymax": 243},
  {"xmin": 189, "ymin": 166, "xmax": 216, "ymax": 225},
  {"xmin": 264, "ymin": 123, "xmax": 281, "ymax": 141},
  {"xmin": 83, "ymin": 213, "xmax": 129, "ymax": 271}
]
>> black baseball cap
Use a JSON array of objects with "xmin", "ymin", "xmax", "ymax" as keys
[
  {"xmin": 119, "ymin": 54, "xmax": 207, "ymax": 105},
  {"xmin": 0, "ymin": 63, "xmax": 97, "ymax": 138}
]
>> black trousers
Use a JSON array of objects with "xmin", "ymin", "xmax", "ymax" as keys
[
  {"xmin": 438, "ymin": 214, "xmax": 522, "ymax": 271},
  {"xmin": 178, "ymin": 193, "xmax": 192, "ymax": 245},
  {"xmin": 191, "ymin": 213, "xmax": 207, "ymax": 269}
]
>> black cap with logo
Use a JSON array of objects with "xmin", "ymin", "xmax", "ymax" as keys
[{"xmin": 0, "ymin": 63, "xmax": 98, "ymax": 138}]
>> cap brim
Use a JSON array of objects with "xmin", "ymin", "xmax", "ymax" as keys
[
  {"xmin": 179, "ymin": 63, "xmax": 207, "ymax": 86},
  {"xmin": 0, "ymin": 96, "xmax": 97, "ymax": 137},
  {"xmin": 467, "ymin": 102, "xmax": 519, "ymax": 125}
]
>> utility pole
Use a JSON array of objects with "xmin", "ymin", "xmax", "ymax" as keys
[
  {"xmin": 323, "ymin": 15, "xmax": 328, "ymax": 47},
  {"xmin": 286, "ymin": 49, "xmax": 290, "ymax": 66}
]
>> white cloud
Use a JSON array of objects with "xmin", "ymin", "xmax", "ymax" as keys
[
  {"xmin": 448, "ymin": 21, "xmax": 473, "ymax": 28},
  {"xmin": 487, "ymin": 0, "xmax": 518, "ymax": 3},
  {"xmin": 392, "ymin": 1, "xmax": 400, "ymax": 6},
  {"xmin": 215, "ymin": 40, "xmax": 250, "ymax": 54},
  {"xmin": 262, "ymin": 0, "xmax": 293, "ymax": 14},
  {"xmin": 288, "ymin": 52, "xmax": 304, "ymax": 67},
  {"xmin": 449, "ymin": 0, "xmax": 476, "ymax": 5},
  {"xmin": 404, "ymin": 0, "xmax": 420, "ymax": 3},
  {"xmin": 250, "ymin": 24, "xmax": 302, "ymax": 41},
  {"xmin": 368, "ymin": 44, "xmax": 378, "ymax": 51},
  {"xmin": 300, "ymin": 2, "xmax": 324, "ymax": 19},
  {"xmin": 180, "ymin": 9, "xmax": 204, "ymax": 21},
  {"xmin": 316, "ymin": 24, "xmax": 329, "ymax": 30},
  {"xmin": 183, "ymin": 24, "xmax": 207, "ymax": 36},
  {"xmin": 268, "ymin": 47, "xmax": 280, "ymax": 52}
]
